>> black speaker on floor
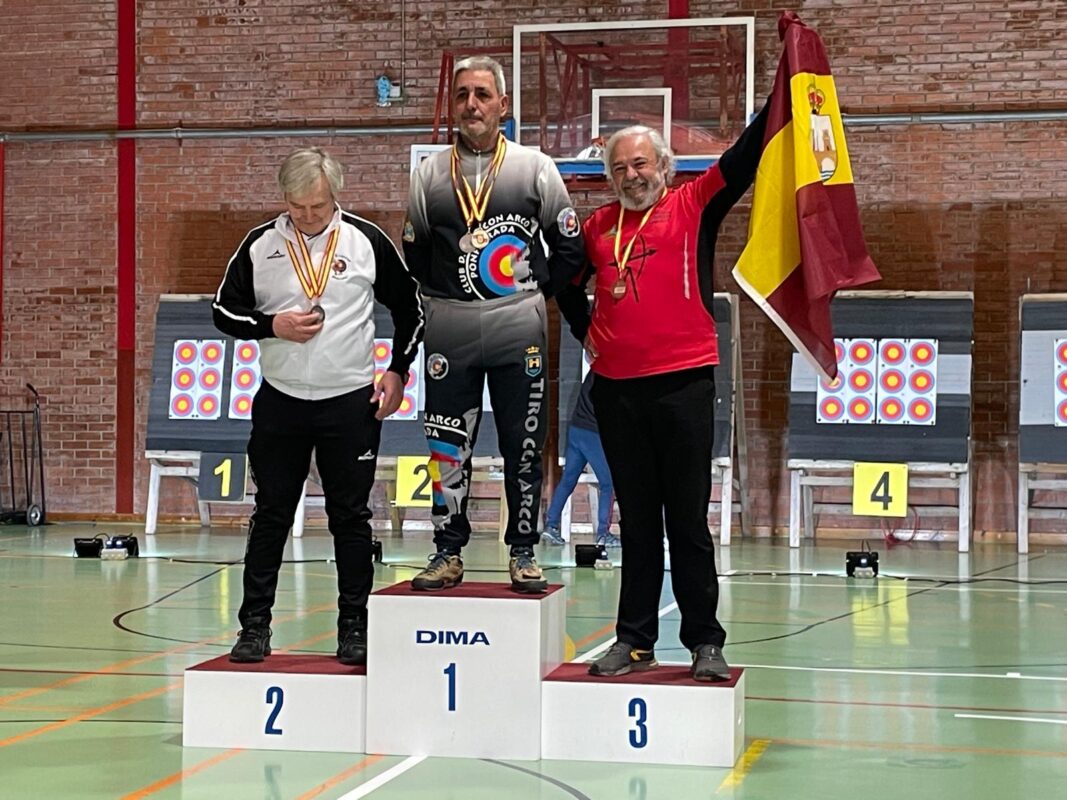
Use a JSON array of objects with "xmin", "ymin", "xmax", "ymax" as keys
[{"xmin": 575, "ymin": 544, "xmax": 608, "ymax": 568}]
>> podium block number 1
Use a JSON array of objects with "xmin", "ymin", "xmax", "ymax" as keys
[
  {"xmin": 444, "ymin": 663, "xmax": 457, "ymax": 711},
  {"xmin": 629, "ymin": 697, "xmax": 648, "ymax": 749},
  {"xmin": 265, "ymin": 686, "xmax": 284, "ymax": 735}
]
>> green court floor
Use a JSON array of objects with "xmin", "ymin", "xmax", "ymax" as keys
[{"xmin": 1, "ymin": 523, "xmax": 1065, "ymax": 799}]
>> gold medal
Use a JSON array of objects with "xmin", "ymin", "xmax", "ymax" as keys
[
  {"xmin": 611, "ymin": 187, "xmax": 667, "ymax": 302},
  {"xmin": 470, "ymin": 228, "xmax": 490, "ymax": 249},
  {"xmin": 611, "ymin": 277, "xmax": 628, "ymax": 300}
]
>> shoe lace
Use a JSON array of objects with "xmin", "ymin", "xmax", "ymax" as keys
[
  {"xmin": 512, "ymin": 552, "xmax": 537, "ymax": 571},
  {"xmin": 238, "ymin": 628, "xmax": 269, "ymax": 644}
]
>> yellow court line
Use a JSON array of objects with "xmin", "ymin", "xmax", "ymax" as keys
[
  {"xmin": 294, "ymin": 754, "xmax": 386, "ymax": 800},
  {"xmin": 0, "ymin": 681, "xmax": 182, "ymax": 748},
  {"xmin": 717, "ymin": 739, "xmax": 771, "ymax": 792},
  {"xmin": 119, "ymin": 748, "xmax": 243, "ymax": 800}
]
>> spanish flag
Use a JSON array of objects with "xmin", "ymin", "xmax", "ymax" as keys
[{"xmin": 733, "ymin": 12, "xmax": 880, "ymax": 381}]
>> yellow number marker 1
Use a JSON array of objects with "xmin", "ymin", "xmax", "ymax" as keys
[{"xmin": 853, "ymin": 462, "xmax": 908, "ymax": 517}]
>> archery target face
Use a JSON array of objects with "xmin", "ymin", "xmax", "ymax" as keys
[
  {"xmin": 477, "ymin": 234, "xmax": 525, "ymax": 296},
  {"xmin": 817, "ymin": 338, "xmax": 877, "ymax": 424},
  {"xmin": 228, "ymin": 340, "xmax": 263, "ymax": 420},
  {"xmin": 816, "ymin": 338, "xmax": 940, "ymax": 426},
  {"xmin": 1055, "ymin": 339, "xmax": 1067, "ymax": 427},
  {"xmin": 373, "ymin": 339, "xmax": 422, "ymax": 421},
  {"xmin": 168, "ymin": 339, "xmax": 224, "ymax": 420}
]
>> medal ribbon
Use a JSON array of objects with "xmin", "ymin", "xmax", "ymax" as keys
[
  {"xmin": 451, "ymin": 134, "xmax": 506, "ymax": 228},
  {"xmin": 612, "ymin": 187, "xmax": 667, "ymax": 281},
  {"xmin": 285, "ymin": 227, "xmax": 340, "ymax": 301}
]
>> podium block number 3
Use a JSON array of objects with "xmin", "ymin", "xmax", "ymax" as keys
[
  {"xmin": 628, "ymin": 697, "xmax": 648, "ymax": 749},
  {"xmin": 265, "ymin": 686, "xmax": 284, "ymax": 735}
]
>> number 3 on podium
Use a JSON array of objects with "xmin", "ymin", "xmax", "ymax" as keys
[
  {"xmin": 852, "ymin": 462, "xmax": 908, "ymax": 517},
  {"xmin": 198, "ymin": 452, "xmax": 248, "ymax": 502}
]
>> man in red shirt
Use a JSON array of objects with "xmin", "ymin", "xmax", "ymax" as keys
[{"xmin": 557, "ymin": 107, "xmax": 766, "ymax": 681}]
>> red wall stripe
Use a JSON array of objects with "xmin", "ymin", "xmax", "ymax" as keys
[{"xmin": 116, "ymin": 0, "xmax": 137, "ymax": 513}]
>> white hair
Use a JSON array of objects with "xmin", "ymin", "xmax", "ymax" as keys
[
  {"xmin": 453, "ymin": 56, "xmax": 507, "ymax": 96},
  {"xmin": 277, "ymin": 147, "xmax": 343, "ymax": 197},
  {"xmin": 603, "ymin": 125, "xmax": 676, "ymax": 185}
]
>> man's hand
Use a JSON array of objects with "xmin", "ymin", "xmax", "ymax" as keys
[
  {"xmin": 272, "ymin": 310, "xmax": 323, "ymax": 343},
  {"xmin": 583, "ymin": 335, "xmax": 599, "ymax": 364},
  {"xmin": 372, "ymin": 371, "xmax": 404, "ymax": 420}
]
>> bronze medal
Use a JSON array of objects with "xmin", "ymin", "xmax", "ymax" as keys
[
  {"xmin": 470, "ymin": 228, "xmax": 490, "ymax": 249},
  {"xmin": 611, "ymin": 277, "xmax": 627, "ymax": 300}
]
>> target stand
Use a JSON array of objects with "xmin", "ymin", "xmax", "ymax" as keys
[
  {"xmin": 786, "ymin": 292, "xmax": 975, "ymax": 551},
  {"xmin": 1017, "ymin": 294, "xmax": 1067, "ymax": 554}
]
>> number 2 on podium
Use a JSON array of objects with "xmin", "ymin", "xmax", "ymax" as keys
[
  {"xmin": 443, "ymin": 662, "xmax": 456, "ymax": 711},
  {"xmin": 265, "ymin": 686, "xmax": 284, "ymax": 735}
]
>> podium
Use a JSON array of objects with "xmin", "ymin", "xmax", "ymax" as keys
[
  {"xmin": 541, "ymin": 663, "xmax": 745, "ymax": 767},
  {"xmin": 365, "ymin": 581, "xmax": 566, "ymax": 760},
  {"xmin": 182, "ymin": 655, "xmax": 366, "ymax": 753}
]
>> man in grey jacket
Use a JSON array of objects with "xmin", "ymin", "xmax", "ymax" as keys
[{"xmin": 213, "ymin": 147, "xmax": 423, "ymax": 665}]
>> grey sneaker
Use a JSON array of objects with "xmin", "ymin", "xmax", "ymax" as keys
[
  {"xmin": 229, "ymin": 626, "xmax": 271, "ymax": 663},
  {"xmin": 509, "ymin": 547, "xmax": 548, "ymax": 593},
  {"xmin": 540, "ymin": 526, "xmax": 566, "ymax": 545},
  {"xmin": 411, "ymin": 552, "xmax": 464, "ymax": 591},
  {"xmin": 596, "ymin": 532, "xmax": 621, "ymax": 548},
  {"xmin": 588, "ymin": 641, "xmax": 658, "ymax": 677},
  {"xmin": 691, "ymin": 644, "xmax": 731, "ymax": 682}
]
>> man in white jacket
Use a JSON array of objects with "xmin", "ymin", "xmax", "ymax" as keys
[{"xmin": 213, "ymin": 147, "xmax": 424, "ymax": 665}]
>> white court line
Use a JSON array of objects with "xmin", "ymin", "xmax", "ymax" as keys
[
  {"xmin": 730, "ymin": 663, "xmax": 1067, "ymax": 683},
  {"xmin": 338, "ymin": 755, "xmax": 425, "ymax": 799},
  {"xmin": 955, "ymin": 713, "xmax": 1067, "ymax": 726},
  {"xmin": 723, "ymin": 578, "xmax": 1067, "ymax": 594},
  {"xmin": 574, "ymin": 601, "xmax": 679, "ymax": 663}
]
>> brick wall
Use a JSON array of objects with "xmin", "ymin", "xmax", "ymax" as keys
[{"xmin": 0, "ymin": 1, "xmax": 1064, "ymax": 537}]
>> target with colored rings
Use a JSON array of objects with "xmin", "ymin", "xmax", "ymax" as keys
[
  {"xmin": 909, "ymin": 369, "xmax": 935, "ymax": 394},
  {"xmin": 405, "ymin": 371, "xmax": 417, "ymax": 389},
  {"xmin": 398, "ymin": 396, "xmax": 413, "ymax": 415},
  {"xmin": 199, "ymin": 368, "xmax": 221, "ymax": 391},
  {"xmin": 908, "ymin": 398, "xmax": 933, "ymax": 423},
  {"xmin": 173, "ymin": 368, "xmax": 196, "ymax": 391},
  {"xmin": 234, "ymin": 367, "xmax": 257, "ymax": 389},
  {"xmin": 820, "ymin": 375, "xmax": 844, "ymax": 393},
  {"xmin": 174, "ymin": 341, "xmax": 198, "ymax": 365},
  {"xmin": 910, "ymin": 341, "xmax": 936, "ymax": 366},
  {"xmin": 478, "ymin": 234, "xmax": 525, "ymax": 296},
  {"xmin": 819, "ymin": 397, "xmax": 844, "ymax": 421},
  {"xmin": 374, "ymin": 342, "xmax": 391, "ymax": 362},
  {"xmin": 834, "ymin": 341, "xmax": 845, "ymax": 363},
  {"xmin": 201, "ymin": 342, "xmax": 224, "ymax": 364},
  {"xmin": 881, "ymin": 340, "xmax": 906, "ymax": 365},
  {"xmin": 1057, "ymin": 341, "xmax": 1067, "ymax": 366},
  {"xmin": 1058, "ymin": 400, "xmax": 1067, "ymax": 425},
  {"xmin": 374, "ymin": 368, "xmax": 386, "ymax": 385},
  {"xmin": 231, "ymin": 394, "xmax": 253, "ymax": 417},
  {"xmin": 879, "ymin": 369, "xmax": 905, "ymax": 393},
  {"xmin": 848, "ymin": 397, "xmax": 873, "ymax": 422},
  {"xmin": 849, "ymin": 341, "xmax": 874, "ymax": 365},
  {"xmin": 235, "ymin": 341, "xmax": 259, "ymax": 364},
  {"xmin": 171, "ymin": 394, "xmax": 194, "ymax": 417},
  {"xmin": 198, "ymin": 395, "xmax": 219, "ymax": 417},
  {"xmin": 848, "ymin": 369, "xmax": 874, "ymax": 393},
  {"xmin": 1058, "ymin": 371, "xmax": 1067, "ymax": 394},
  {"xmin": 879, "ymin": 398, "xmax": 904, "ymax": 422}
]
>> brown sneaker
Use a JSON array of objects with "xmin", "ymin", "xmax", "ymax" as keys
[
  {"xmin": 509, "ymin": 548, "xmax": 548, "ymax": 593},
  {"xmin": 411, "ymin": 553, "xmax": 464, "ymax": 591}
]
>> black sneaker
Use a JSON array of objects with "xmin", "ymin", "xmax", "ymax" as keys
[
  {"xmin": 229, "ymin": 626, "xmax": 271, "ymax": 663},
  {"xmin": 588, "ymin": 641, "xmax": 658, "ymax": 677},
  {"xmin": 691, "ymin": 644, "xmax": 731, "ymax": 682},
  {"xmin": 337, "ymin": 619, "xmax": 367, "ymax": 666}
]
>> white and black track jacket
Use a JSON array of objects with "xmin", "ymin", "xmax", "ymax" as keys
[{"xmin": 213, "ymin": 207, "xmax": 424, "ymax": 401}]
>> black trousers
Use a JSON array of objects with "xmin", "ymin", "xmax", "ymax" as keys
[
  {"xmin": 591, "ymin": 366, "xmax": 725, "ymax": 651},
  {"xmin": 422, "ymin": 293, "xmax": 548, "ymax": 551},
  {"xmin": 238, "ymin": 380, "xmax": 381, "ymax": 629}
]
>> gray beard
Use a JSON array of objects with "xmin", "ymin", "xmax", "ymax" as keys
[{"xmin": 617, "ymin": 178, "xmax": 665, "ymax": 211}]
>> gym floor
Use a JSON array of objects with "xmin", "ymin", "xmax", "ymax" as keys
[{"xmin": 1, "ymin": 523, "xmax": 1065, "ymax": 799}]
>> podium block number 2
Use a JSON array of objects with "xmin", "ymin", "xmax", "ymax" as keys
[
  {"xmin": 628, "ymin": 697, "xmax": 648, "ymax": 749},
  {"xmin": 265, "ymin": 686, "xmax": 284, "ymax": 735}
]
